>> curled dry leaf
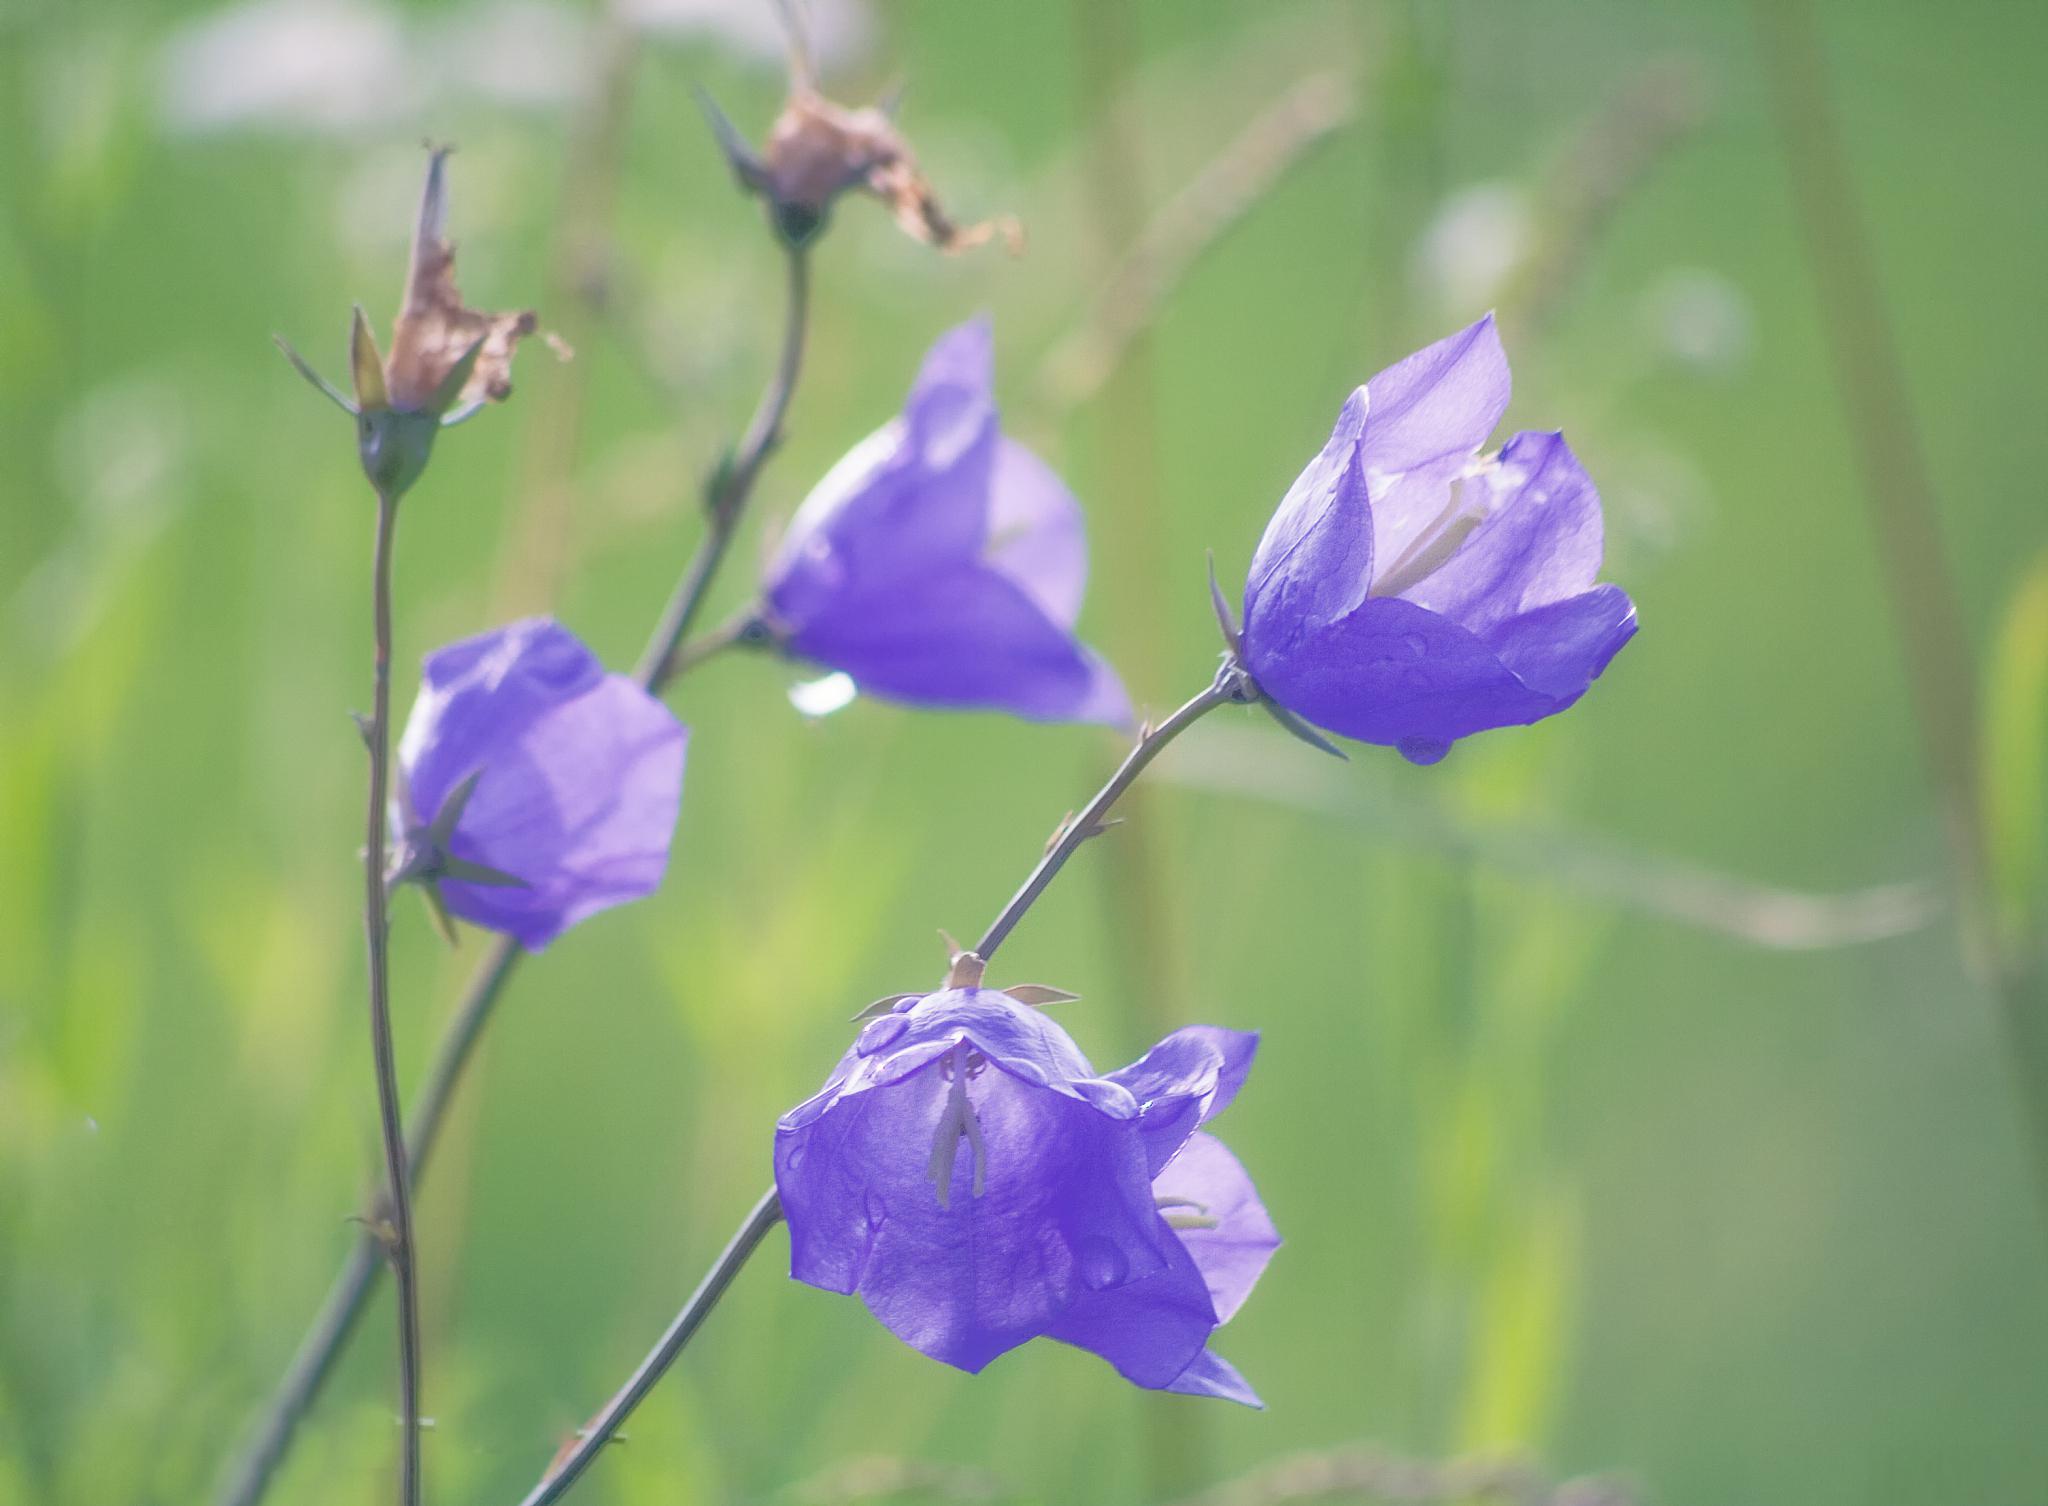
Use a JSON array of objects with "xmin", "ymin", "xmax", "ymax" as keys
[
  {"xmin": 382, "ymin": 148, "xmax": 542, "ymax": 413},
  {"xmin": 762, "ymin": 90, "xmax": 1021, "ymax": 254}
]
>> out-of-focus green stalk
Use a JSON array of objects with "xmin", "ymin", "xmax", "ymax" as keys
[
  {"xmin": 1752, "ymin": 0, "xmax": 2048, "ymax": 1213},
  {"xmin": 1066, "ymin": 0, "xmax": 1206, "ymax": 1492}
]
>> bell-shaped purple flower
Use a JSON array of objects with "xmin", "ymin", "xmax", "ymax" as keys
[
  {"xmin": 775, "ymin": 988, "xmax": 1276, "ymax": 1403},
  {"xmin": 392, "ymin": 618, "xmax": 688, "ymax": 951},
  {"xmin": 759, "ymin": 319, "xmax": 1130, "ymax": 726},
  {"xmin": 1239, "ymin": 314, "xmax": 1636, "ymax": 765}
]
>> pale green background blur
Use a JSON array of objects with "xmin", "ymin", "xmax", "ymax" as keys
[{"xmin": 3, "ymin": 1, "xmax": 2046, "ymax": 1503}]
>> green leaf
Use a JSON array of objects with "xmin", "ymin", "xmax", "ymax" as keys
[{"xmin": 1982, "ymin": 549, "xmax": 2048, "ymax": 953}]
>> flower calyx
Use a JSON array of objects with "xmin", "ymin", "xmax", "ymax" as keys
[{"xmin": 386, "ymin": 768, "xmax": 529, "ymax": 945}]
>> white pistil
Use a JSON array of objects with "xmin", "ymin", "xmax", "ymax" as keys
[
  {"xmin": 1368, "ymin": 453, "xmax": 1504, "ymax": 600},
  {"xmin": 927, "ymin": 1046, "xmax": 989, "ymax": 1208}
]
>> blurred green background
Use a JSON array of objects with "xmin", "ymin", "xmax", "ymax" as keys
[{"xmin": 4, "ymin": 0, "xmax": 2046, "ymax": 1502}]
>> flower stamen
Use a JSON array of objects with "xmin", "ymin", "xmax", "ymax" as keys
[{"xmin": 927, "ymin": 1046, "xmax": 989, "ymax": 1208}]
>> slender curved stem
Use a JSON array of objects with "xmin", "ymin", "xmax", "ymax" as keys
[
  {"xmin": 641, "ymin": 248, "xmax": 809, "ymax": 689},
  {"xmin": 515, "ymin": 1188, "xmax": 786, "ymax": 1506},
  {"xmin": 518, "ymin": 664, "xmax": 1250, "ymax": 1503},
  {"xmin": 212, "ymin": 246, "xmax": 811, "ymax": 1506},
  {"xmin": 977, "ymin": 666, "xmax": 1247, "ymax": 961},
  {"xmin": 364, "ymin": 488, "xmax": 423, "ymax": 1506}
]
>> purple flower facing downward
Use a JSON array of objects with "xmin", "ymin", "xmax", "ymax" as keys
[
  {"xmin": 759, "ymin": 319, "xmax": 1129, "ymax": 726},
  {"xmin": 775, "ymin": 986, "xmax": 1277, "ymax": 1404},
  {"xmin": 392, "ymin": 618, "xmax": 688, "ymax": 952},
  {"xmin": 1239, "ymin": 315, "xmax": 1636, "ymax": 765}
]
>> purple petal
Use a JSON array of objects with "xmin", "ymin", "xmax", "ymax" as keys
[
  {"xmin": 985, "ymin": 437, "xmax": 1088, "ymax": 628},
  {"xmin": 1245, "ymin": 594, "xmax": 1560, "ymax": 755},
  {"xmin": 1361, "ymin": 314, "xmax": 1511, "ymax": 570},
  {"xmin": 902, "ymin": 317, "xmax": 997, "ymax": 471},
  {"xmin": 1486, "ymin": 582, "xmax": 1637, "ymax": 701},
  {"xmin": 1164, "ymin": 1348, "xmax": 1263, "ymax": 1407},
  {"xmin": 1398, "ymin": 430, "xmax": 1605, "ymax": 633},
  {"xmin": 765, "ymin": 321, "xmax": 997, "ymax": 628},
  {"xmin": 1046, "ymin": 1224, "xmax": 1218, "ymax": 1390},
  {"xmin": 857, "ymin": 1067, "xmax": 1168, "ymax": 1373},
  {"xmin": 1243, "ymin": 388, "xmax": 1373, "ymax": 646},
  {"xmin": 1154, "ymin": 1131, "xmax": 1278, "ymax": 1325},
  {"xmin": 401, "ymin": 619, "xmax": 606, "ymax": 815},
  {"xmin": 397, "ymin": 621, "xmax": 687, "ymax": 951},
  {"xmin": 1107, "ymin": 1028, "xmax": 1261, "ymax": 1176},
  {"xmin": 776, "ymin": 987, "xmax": 1160, "ymax": 1356},
  {"xmin": 786, "ymin": 562, "xmax": 1129, "ymax": 726}
]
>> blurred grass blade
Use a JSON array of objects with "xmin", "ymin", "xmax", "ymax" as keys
[
  {"xmin": 1981, "ymin": 550, "xmax": 2048, "ymax": 953},
  {"xmin": 1163, "ymin": 725, "xmax": 1939, "ymax": 950}
]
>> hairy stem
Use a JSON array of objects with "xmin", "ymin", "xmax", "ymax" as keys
[
  {"xmin": 364, "ymin": 489, "xmax": 423, "ymax": 1506},
  {"xmin": 518, "ymin": 665, "xmax": 1250, "ymax": 1502},
  {"xmin": 212, "ymin": 246, "xmax": 811, "ymax": 1506}
]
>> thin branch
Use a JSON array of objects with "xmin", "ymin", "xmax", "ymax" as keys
[{"xmin": 977, "ymin": 666, "xmax": 1249, "ymax": 961}]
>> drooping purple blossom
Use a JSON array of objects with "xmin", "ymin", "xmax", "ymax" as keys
[
  {"xmin": 1239, "ymin": 314, "xmax": 1636, "ymax": 765},
  {"xmin": 759, "ymin": 319, "xmax": 1130, "ymax": 726},
  {"xmin": 392, "ymin": 618, "xmax": 687, "ymax": 951},
  {"xmin": 775, "ymin": 987, "xmax": 1276, "ymax": 1403}
]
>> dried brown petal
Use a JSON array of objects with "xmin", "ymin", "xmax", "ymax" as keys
[
  {"xmin": 761, "ymin": 90, "xmax": 1019, "ymax": 254},
  {"xmin": 383, "ymin": 148, "xmax": 540, "ymax": 413}
]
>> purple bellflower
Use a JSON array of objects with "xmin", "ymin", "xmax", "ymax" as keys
[
  {"xmin": 757, "ymin": 320, "xmax": 1130, "ymax": 727},
  {"xmin": 390, "ymin": 618, "xmax": 688, "ymax": 952},
  {"xmin": 775, "ymin": 965, "xmax": 1277, "ymax": 1404},
  {"xmin": 1237, "ymin": 314, "xmax": 1636, "ymax": 765}
]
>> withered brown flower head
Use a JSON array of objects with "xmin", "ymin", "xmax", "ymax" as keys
[
  {"xmin": 707, "ymin": 85, "xmax": 1021, "ymax": 255},
  {"xmin": 381, "ymin": 147, "xmax": 540, "ymax": 414}
]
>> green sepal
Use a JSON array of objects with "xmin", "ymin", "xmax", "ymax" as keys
[
  {"xmin": 693, "ymin": 86, "xmax": 770, "ymax": 194},
  {"xmin": 1260, "ymin": 696, "xmax": 1348, "ymax": 761},
  {"xmin": 427, "ymin": 769, "xmax": 483, "ymax": 848},
  {"xmin": 275, "ymin": 335, "xmax": 357, "ymax": 415},
  {"xmin": 419, "ymin": 882, "xmax": 461, "ymax": 947},
  {"xmin": 1206, "ymin": 550, "xmax": 1242, "ymax": 654},
  {"xmin": 426, "ymin": 332, "xmax": 488, "ymax": 419},
  {"xmin": 349, "ymin": 306, "xmax": 389, "ymax": 412},
  {"xmin": 440, "ymin": 855, "xmax": 529, "ymax": 889},
  {"xmin": 1002, "ymin": 985, "xmax": 1080, "ymax": 1007},
  {"xmin": 851, "ymin": 993, "xmax": 920, "ymax": 1022}
]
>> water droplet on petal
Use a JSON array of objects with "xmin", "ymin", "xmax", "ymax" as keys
[
  {"xmin": 1397, "ymin": 736, "xmax": 1452, "ymax": 766},
  {"xmin": 1074, "ymin": 1235, "xmax": 1130, "ymax": 1292},
  {"xmin": 856, "ymin": 1014, "xmax": 909, "ymax": 1056},
  {"xmin": 864, "ymin": 1190, "xmax": 889, "ymax": 1227},
  {"xmin": 783, "ymin": 1141, "xmax": 806, "ymax": 1171},
  {"xmin": 789, "ymin": 671, "xmax": 858, "ymax": 718},
  {"xmin": 1402, "ymin": 633, "xmax": 1426, "ymax": 658}
]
